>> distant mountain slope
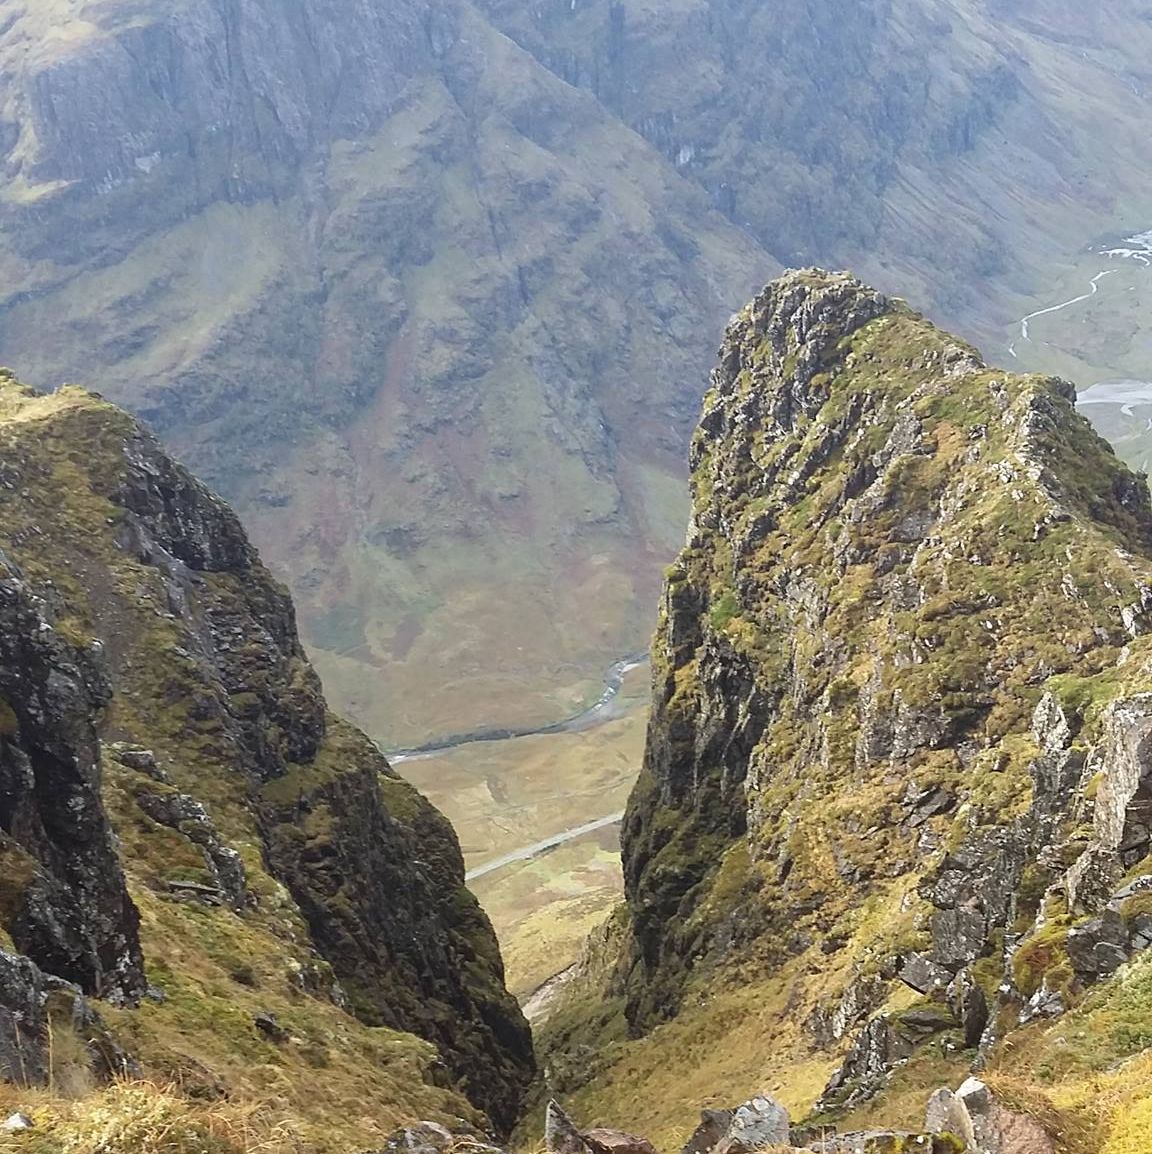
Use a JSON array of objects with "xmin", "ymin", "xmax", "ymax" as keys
[
  {"xmin": 473, "ymin": 0, "xmax": 1152, "ymax": 324},
  {"xmin": 0, "ymin": 370, "xmax": 532, "ymax": 1142},
  {"xmin": 1, "ymin": 0, "xmax": 1151, "ymax": 744},
  {"xmin": 0, "ymin": 0, "xmax": 773, "ymax": 743},
  {"xmin": 538, "ymin": 272, "xmax": 1152, "ymax": 1150}
]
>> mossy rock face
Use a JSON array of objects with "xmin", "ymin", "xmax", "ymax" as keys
[
  {"xmin": 0, "ymin": 376, "xmax": 533, "ymax": 1136},
  {"xmin": 0, "ymin": 529, "xmax": 143, "ymax": 999},
  {"xmin": 259, "ymin": 719, "xmax": 534, "ymax": 1133},
  {"xmin": 0, "ymin": 697, "xmax": 17, "ymax": 737},
  {"xmin": 612, "ymin": 270, "xmax": 1152, "ymax": 1097}
]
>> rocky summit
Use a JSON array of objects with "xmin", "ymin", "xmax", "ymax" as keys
[
  {"xmin": 537, "ymin": 271, "xmax": 1152, "ymax": 1152},
  {"xmin": 0, "ymin": 372, "xmax": 532, "ymax": 1147}
]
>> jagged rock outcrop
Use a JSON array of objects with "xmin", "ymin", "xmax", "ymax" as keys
[
  {"xmin": 608, "ymin": 270, "xmax": 1152, "ymax": 1118},
  {"xmin": 0, "ymin": 374, "xmax": 532, "ymax": 1133},
  {"xmin": 0, "ymin": 948, "xmax": 131, "ymax": 1087},
  {"xmin": 0, "ymin": 549, "xmax": 144, "ymax": 1001}
]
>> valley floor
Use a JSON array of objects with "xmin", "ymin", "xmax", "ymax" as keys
[{"xmin": 398, "ymin": 663, "xmax": 650, "ymax": 999}]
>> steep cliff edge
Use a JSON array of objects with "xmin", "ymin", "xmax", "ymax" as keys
[
  {"xmin": 540, "ymin": 271, "xmax": 1152, "ymax": 1148},
  {"xmin": 0, "ymin": 371, "xmax": 532, "ymax": 1145}
]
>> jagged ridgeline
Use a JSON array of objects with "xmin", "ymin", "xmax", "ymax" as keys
[
  {"xmin": 541, "ymin": 271, "xmax": 1152, "ymax": 1146},
  {"xmin": 0, "ymin": 372, "xmax": 532, "ymax": 1146}
]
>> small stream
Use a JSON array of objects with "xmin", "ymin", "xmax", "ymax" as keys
[
  {"xmin": 386, "ymin": 653, "xmax": 649, "ymax": 764},
  {"xmin": 1009, "ymin": 228, "xmax": 1152, "ymax": 361}
]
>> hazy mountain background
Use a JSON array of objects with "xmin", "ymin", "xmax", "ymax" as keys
[{"xmin": 1, "ymin": 0, "xmax": 1151, "ymax": 746}]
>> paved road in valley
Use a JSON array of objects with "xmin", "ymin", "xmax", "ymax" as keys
[{"xmin": 464, "ymin": 811, "xmax": 627, "ymax": 882}]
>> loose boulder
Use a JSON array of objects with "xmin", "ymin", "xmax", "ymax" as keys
[
  {"xmin": 682, "ymin": 1110, "xmax": 734, "ymax": 1154},
  {"xmin": 545, "ymin": 1102, "xmax": 659, "ymax": 1154},
  {"xmin": 545, "ymin": 1101, "xmax": 590, "ymax": 1154},
  {"xmin": 925, "ymin": 1088, "xmax": 975, "ymax": 1149},
  {"xmin": 953, "ymin": 1078, "xmax": 1058, "ymax": 1154},
  {"xmin": 584, "ymin": 1129, "xmax": 660, "ymax": 1154},
  {"xmin": 715, "ymin": 1095, "xmax": 790, "ymax": 1154}
]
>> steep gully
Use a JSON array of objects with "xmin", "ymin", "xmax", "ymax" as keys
[
  {"xmin": 1010, "ymin": 228, "xmax": 1152, "ymax": 407},
  {"xmin": 387, "ymin": 655, "xmax": 648, "ymax": 879}
]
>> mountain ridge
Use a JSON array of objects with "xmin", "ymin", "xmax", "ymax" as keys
[{"xmin": 537, "ymin": 270, "xmax": 1152, "ymax": 1151}]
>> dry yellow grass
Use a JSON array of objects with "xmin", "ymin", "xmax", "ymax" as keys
[
  {"xmin": 401, "ymin": 667, "xmax": 648, "ymax": 999},
  {"xmin": 0, "ymin": 1078, "xmax": 296, "ymax": 1154},
  {"xmin": 401, "ymin": 668, "xmax": 648, "ymax": 865},
  {"xmin": 470, "ymin": 833, "xmax": 624, "ymax": 999}
]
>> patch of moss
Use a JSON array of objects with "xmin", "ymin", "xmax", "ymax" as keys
[
  {"xmin": 1012, "ymin": 920, "xmax": 1074, "ymax": 1000},
  {"xmin": 708, "ymin": 589, "xmax": 741, "ymax": 631},
  {"xmin": 0, "ymin": 696, "xmax": 18, "ymax": 737}
]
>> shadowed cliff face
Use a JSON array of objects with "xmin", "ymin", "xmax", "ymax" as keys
[
  {"xmin": 595, "ymin": 271, "xmax": 1152, "ymax": 1114},
  {"xmin": 13, "ymin": 0, "xmax": 432, "ymax": 197},
  {"xmin": 0, "ymin": 557, "xmax": 144, "ymax": 1002},
  {"xmin": 0, "ymin": 372, "xmax": 532, "ymax": 1136}
]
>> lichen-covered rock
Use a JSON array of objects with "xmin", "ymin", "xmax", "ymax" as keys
[
  {"xmin": 715, "ymin": 1094, "xmax": 790, "ymax": 1153},
  {"xmin": 0, "ymin": 555, "xmax": 144, "ymax": 1001},
  {"xmin": 898, "ymin": 953, "xmax": 951, "ymax": 996},
  {"xmin": 817, "ymin": 1016, "xmax": 919, "ymax": 1112},
  {"xmin": 0, "ymin": 948, "xmax": 129, "ymax": 1086},
  {"xmin": 132, "ymin": 785, "xmax": 249, "ymax": 909},
  {"xmin": 545, "ymin": 1100, "xmax": 590, "ymax": 1154},
  {"xmin": 953, "ymin": 1079, "xmax": 1057, "ymax": 1154},
  {"xmin": 681, "ymin": 1110, "xmax": 734, "ymax": 1154},
  {"xmin": 924, "ymin": 1088, "xmax": 975, "ymax": 1149},
  {"xmin": 609, "ymin": 269, "xmax": 1152, "ymax": 1117},
  {"xmin": 1064, "ymin": 696, "xmax": 1152, "ymax": 912}
]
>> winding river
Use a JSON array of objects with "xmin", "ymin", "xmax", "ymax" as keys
[
  {"xmin": 385, "ymin": 653, "xmax": 648, "ymax": 881},
  {"xmin": 386, "ymin": 653, "xmax": 648, "ymax": 764},
  {"xmin": 1009, "ymin": 228, "xmax": 1152, "ymax": 361}
]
